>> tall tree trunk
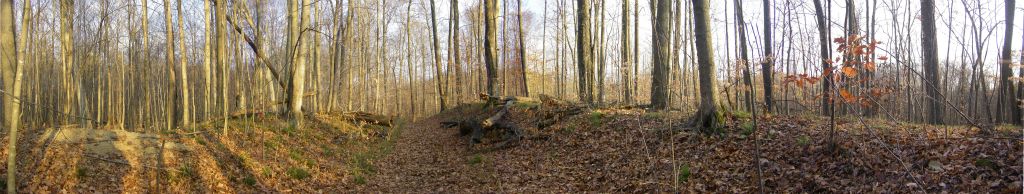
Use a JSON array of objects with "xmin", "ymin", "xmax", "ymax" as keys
[
  {"xmin": 429, "ymin": 0, "xmax": 447, "ymax": 111},
  {"xmin": 202, "ymin": 0, "xmax": 212, "ymax": 121},
  {"xmin": 216, "ymin": 0, "xmax": 229, "ymax": 133},
  {"xmin": 452, "ymin": 0, "xmax": 463, "ymax": 103},
  {"xmin": 59, "ymin": 0, "xmax": 75, "ymax": 125},
  {"xmin": 517, "ymin": 0, "xmax": 529, "ymax": 97},
  {"xmin": 621, "ymin": 0, "xmax": 632, "ymax": 105},
  {"xmin": 998, "ymin": 0, "xmax": 1016, "ymax": 124},
  {"xmin": 650, "ymin": 0, "xmax": 670, "ymax": 110},
  {"xmin": 484, "ymin": 0, "xmax": 498, "ymax": 97},
  {"xmin": 811, "ymin": 0, "xmax": 832, "ymax": 116},
  {"xmin": 734, "ymin": 0, "xmax": 753, "ymax": 112},
  {"xmin": 3, "ymin": 0, "xmax": 25, "ymax": 191},
  {"xmin": 577, "ymin": 0, "xmax": 594, "ymax": 104},
  {"xmin": 761, "ymin": 0, "xmax": 774, "ymax": 112},
  {"xmin": 288, "ymin": 0, "xmax": 310, "ymax": 129},
  {"xmin": 690, "ymin": 0, "xmax": 723, "ymax": 130},
  {"xmin": 176, "ymin": 0, "xmax": 191, "ymax": 126},
  {"xmin": 921, "ymin": 0, "xmax": 943, "ymax": 124}
]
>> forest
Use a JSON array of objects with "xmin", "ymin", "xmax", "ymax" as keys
[{"xmin": 0, "ymin": 0, "xmax": 1020, "ymax": 192}]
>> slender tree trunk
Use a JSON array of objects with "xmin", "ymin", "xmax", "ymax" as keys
[
  {"xmin": 621, "ymin": 0, "xmax": 632, "ymax": 105},
  {"xmin": 3, "ymin": 0, "xmax": 25, "ymax": 191},
  {"xmin": 690, "ymin": 0, "xmax": 723, "ymax": 130},
  {"xmin": 811, "ymin": 0, "xmax": 832, "ymax": 116},
  {"xmin": 429, "ymin": 0, "xmax": 447, "ymax": 111},
  {"xmin": 998, "ymin": 0, "xmax": 1016, "ymax": 124},
  {"xmin": 921, "ymin": 0, "xmax": 943, "ymax": 124},
  {"xmin": 650, "ymin": 0, "xmax": 670, "ymax": 110},
  {"xmin": 762, "ymin": 0, "xmax": 774, "ymax": 112},
  {"xmin": 734, "ymin": 0, "xmax": 754, "ymax": 112},
  {"xmin": 288, "ymin": 0, "xmax": 310, "ymax": 129},
  {"xmin": 516, "ymin": 0, "xmax": 529, "ymax": 97},
  {"xmin": 216, "ymin": 0, "xmax": 229, "ymax": 133},
  {"xmin": 203, "ymin": 0, "xmax": 212, "ymax": 121},
  {"xmin": 452, "ymin": 0, "xmax": 463, "ymax": 103},
  {"xmin": 176, "ymin": 0, "xmax": 191, "ymax": 126}
]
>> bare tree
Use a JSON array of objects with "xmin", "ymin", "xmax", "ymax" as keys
[
  {"xmin": 621, "ymin": 0, "xmax": 632, "ymax": 105},
  {"xmin": 429, "ymin": 0, "xmax": 447, "ymax": 111},
  {"xmin": 997, "ymin": 0, "xmax": 1017, "ymax": 124},
  {"xmin": 484, "ymin": 0, "xmax": 498, "ymax": 97}
]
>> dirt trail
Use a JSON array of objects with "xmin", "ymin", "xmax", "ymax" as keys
[{"xmin": 364, "ymin": 114, "xmax": 500, "ymax": 192}]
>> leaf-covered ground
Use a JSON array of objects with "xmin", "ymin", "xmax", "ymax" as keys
[
  {"xmin": 0, "ymin": 102, "xmax": 1020, "ymax": 193},
  {"xmin": 365, "ymin": 103, "xmax": 1022, "ymax": 193}
]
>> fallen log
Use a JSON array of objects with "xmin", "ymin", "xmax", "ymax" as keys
[{"xmin": 340, "ymin": 111, "xmax": 393, "ymax": 127}]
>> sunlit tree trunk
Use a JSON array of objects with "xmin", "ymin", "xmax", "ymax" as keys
[
  {"xmin": 484, "ymin": 0, "xmax": 498, "ymax": 97},
  {"xmin": 287, "ymin": 0, "xmax": 310, "ymax": 129},
  {"xmin": 203, "ymin": 0, "xmax": 212, "ymax": 121},
  {"xmin": 3, "ymin": 0, "xmax": 25, "ymax": 191},
  {"xmin": 216, "ymin": 0, "xmax": 229, "ymax": 132},
  {"xmin": 690, "ymin": 0, "xmax": 723, "ymax": 130}
]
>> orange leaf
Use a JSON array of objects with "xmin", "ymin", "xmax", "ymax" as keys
[
  {"xmin": 878, "ymin": 56, "xmax": 888, "ymax": 61},
  {"xmin": 842, "ymin": 66, "xmax": 858, "ymax": 77},
  {"xmin": 834, "ymin": 37, "xmax": 846, "ymax": 43},
  {"xmin": 839, "ymin": 89, "xmax": 855, "ymax": 102},
  {"xmin": 865, "ymin": 62, "xmax": 876, "ymax": 72}
]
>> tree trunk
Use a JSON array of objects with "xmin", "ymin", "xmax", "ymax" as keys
[
  {"xmin": 216, "ymin": 0, "xmax": 229, "ymax": 132},
  {"xmin": 484, "ymin": 0, "xmax": 498, "ymax": 97},
  {"xmin": 517, "ymin": 0, "xmax": 529, "ymax": 97},
  {"xmin": 2, "ymin": 0, "xmax": 24, "ymax": 191},
  {"xmin": 203, "ymin": 0, "xmax": 212, "ymax": 121},
  {"xmin": 690, "ymin": 0, "xmax": 723, "ymax": 130},
  {"xmin": 921, "ymin": 0, "xmax": 943, "ymax": 124},
  {"xmin": 650, "ymin": 0, "xmax": 670, "ymax": 110},
  {"xmin": 998, "ymin": 0, "xmax": 1016, "ymax": 124},
  {"xmin": 621, "ymin": 0, "xmax": 632, "ymax": 105},
  {"xmin": 452, "ymin": 0, "xmax": 463, "ymax": 103},
  {"xmin": 288, "ymin": 0, "xmax": 310, "ymax": 129},
  {"xmin": 734, "ymin": 0, "xmax": 754, "ymax": 112},
  {"xmin": 429, "ymin": 0, "xmax": 447, "ymax": 111},
  {"xmin": 811, "ymin": 0, "xmax": 832, "ymax": 116},
  {"xmin": 577, "ymin": 0, "xmax": 594, "ymax": 104},
  {"xmin": 176, "ymin": 0, "xmax": 191, "ymax": 126},
  {"xmin": 761, "ymin": 0, "xmax": 774, "ymax": 112}
]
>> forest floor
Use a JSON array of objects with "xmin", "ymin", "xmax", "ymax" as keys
[{"xmin": 0, "ymin": 100, "xmax": 1021, "ymax": 193}]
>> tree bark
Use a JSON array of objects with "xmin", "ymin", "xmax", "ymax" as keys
[
  {"xmin": 811, "ymin": 0, "xmax": 832, "ymax": 116},
  {"xmin": 690, "ymin": 0, "xmax": 723, "ymax": 130},
  {"xmin": 998, "ymin": 0, "xmax": 1016, "ymax": 124},
  {"xmin": 762, "ymin": 0, "xmax": 774, "ymax": 112},
  {"xmin": 621, "ymin": 0, "xmax": 632, "ymax": 105},
  {"xmin": 577, "ymin": 0, "xmax": 594, "ymax": 104},
  {"xmin": 216, "ymin": 0, "xmax": 229, "ymax": 132},
  {"xmin": 484, "ymin": 0, "xmax": 498, "ymax": 97},
  {"xmin": 517, "ymin": 0, "xmax": 529, "ymax": 97},
  {"xmin": 650, "ymin": 0, "xmax": 670, "ymax": 110},
  {"xmin": 429, "ymin": 0, "xmax": 448, "ymax": 111},
  {"xmin": 734, "ymin": 0, "xmax": 754, "ymax": 112},
  {"xmin": 921, "ymin": 0, "xmax": 943, "ymax": 124},
  {"xmin": 288, "ymin": 0, "xmax": 310, "ymax": 129},
  {"xmin": 2, "ymin": 0, "xmax": 24, "ymax": 191}
]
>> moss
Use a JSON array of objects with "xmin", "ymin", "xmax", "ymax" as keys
[
  {"xmin": 588, "ymin": 111, "xmax": 607, "ymax": 125},
  {"xmin": 286, "ymin": 167, "xmax": 310, "ymax": 180},
  {"xmin": 740, "ymin": 122, "xmax": 755, "ymax": 136},
  {"xmin": 353, "ymin": 175, "xmax": 367, "ymax": 185},
  {"xmin": 677, "ymin": 163, "xmax": 691, "ymax": 183},
  {"xmin": 797, "ymin": 135, "xmax": 811, "ymax": 146},
  {"xmin": 468, "ymin": 154, "xmax": 485, "ymax": 165},
  {"xmin": 731, "ymin": 110, "xmax": 752, "ymax": 120},
  {"xmin": 241, "ymin": 176, "xmax": 257, "ymax": 186}
]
